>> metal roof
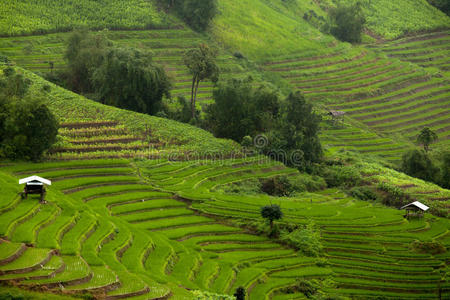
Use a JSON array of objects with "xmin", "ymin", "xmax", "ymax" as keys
[
  {"xmin": 19, "ymin": 176, "xmax": 51, "ymax": 186},
  {"xmin": 328, "ymin": 110, "xmax": 346, "ymax": 117},
  {"xmin": 400, "ymin": 201, "xmax": 429, "ymax": 211}
]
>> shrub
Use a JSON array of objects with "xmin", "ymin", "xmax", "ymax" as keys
[
  {"xmin": 163, "ymin": 0, "xmax": 218, "ymax": 31},
  {"xmin": 0, "ymin": 68, "xmax": 58, "ymax": 161},
  {"xmin": 427, "ymin": 0, "xmax": 450, "ymax": 15},
  {"xmin": 233, "ymin": 51, "xmax": 245, "ymax": 59},
  {"xmin": 402, "ymin": 149, "xmax": 439, "ymax": 183},
  {"xmin": 411, "ymin": 240, "xmax": 446, "ymax": 255},
  {"xmin": 234, "ymin": 286, "xmax": 246, "ymax": 300},
  {"xmin": 321, "ymin": 165, "xmax": 361, "ymax": 188},
  {"xmin": 289, "ymin": 173, "xmax": 327, "ymax": 193},
  {"xmin": 261, "ymin": 204, "xmax": 283, "ymax": 229},
  {"xmin": 280, "ymin": 279, "xmax": 318, "ymax": 297},
  {"xmin": 350, "ymin": 186, "xmax": 378, "ymax": 201},
  {"xmin": 377, "ymin": 182, "xmax": 409, "ymax": 207},
  {"xmin": 261, "ymin": 176, "xmax": 292, "ymax": 196},
  {"xmin": 329, "ymin": 2, "xmax": 366, "ymax": 43},
  {"xmin": 281, "ymin": 222, "xmax": 323, "ymax": 257}
]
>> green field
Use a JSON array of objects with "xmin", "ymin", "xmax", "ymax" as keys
[
  {"xmin": 0, "ymin": 0, "xmax": 173, "ymax": 36},
  {"xmin": 0, "ymin": 0, "xmax": 450, "ymax": 299},
  {"xmin": 0, "ymin": 156, "xmax": 449, "ymax": 299}
]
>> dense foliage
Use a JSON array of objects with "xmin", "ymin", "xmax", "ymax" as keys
[
  {"xmin": 0, "ymin": 68, "xmax": 58, "ymax": 161},
  {"xmin": 263, "ymin": 92, "xmax": 322, "ymax": 170},
  {"xmin": 281, "ymin": 223, "xmax": 323, "ymax": 257},
  {"xmin": 402, "ymin": 149, "xmax": 439, "ymax": 183},
  {"xmin": 338, "ymin": 0, "xmax": 450, "ymax": 39},
  {"xmin": 328, "ymin": 2, "xmax": 366, "ymax": 43},
  {"xmin": 261, "ymin": 204, "xmax": 283, "ymax": 228},
  {"xmin": 0, "ymin": 0, "xmax": 170, "ymax": 36},
  {"xmin": 416, "ymin": 127, "xmax": 438, "ymax": 153},
  {"xmin": 63, "ymin": 30, "xmax": 171, "ymax": 115},
  {"xmin": 184, "ymin": 44, "xmax": 219, "ymax": 118},
  {"xmin": 64, "ymin": 30, "xmax": 112, "ymax": 94},
  {"xmin": 93, "ymin": 47, "xmax": 171, "ymax": 115},
  {"xmin": 162, "ymin": 0, "xmax": 217, "ymax": 31},
  {"xmin": 205, "ymin": 78, "xmax": 279, "ymax": 142},
  {"xmin": 427, "ymin": 0, "xmax": 450, "ymax": 15}
]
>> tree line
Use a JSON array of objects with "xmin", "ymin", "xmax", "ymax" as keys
[{"xmin": 0, "ymin": 67, "xmax": 58, "ymax": 161}]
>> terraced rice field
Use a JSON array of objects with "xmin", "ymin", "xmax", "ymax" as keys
[
  {"xmin": 51, "ymin": 120, "xmax": 155, "ymax": 160},
  {"xmin": 1, "ymin": 117, "xmax": 449, "ymax": 299},
  {"xmin": 0, "ymin": 154, "xmax": 334, "ymax": 299},
  {"xmin": 369, "ymin": 31, "xmax": 450, "ymax": 74},
  {"xmin": 263, "ymin": 31, "xmax": 450, "ymax": 156},
  {"xmin": 140, "ymin": 161, "xmax": 450, "ymax": 299},
  {"xmin": 0, "ymin": 28, "xmax": 250, "ymax": 108}
]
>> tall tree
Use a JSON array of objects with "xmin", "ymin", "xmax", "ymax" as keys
[
  {"xmin": 65, "ymin": 30, "xmax": 111, "ymax": 93},
  {"xmin": 329, "ymin": 2, "xmax": 366, "ymax": 43},
  {"xmin": 417, "ymin": 127, "xmax": 438, "ymax": 152},
  {"xmin": 183, "ymin": 44, "xmax": 219, "ymax": 119},
  {"xmin": 0, "ymin": 68, "xmax": 58, "ymax": 161},
  {"xmin": 182, "ymin": 0, "xmax": 218, "ymax": 31},
  {"xmin": 264, "ymin": 92, "xmax": 322, "ymax": 169},
  {"xmin": 92, "ymin": 47, "xmax": 171, "ymax": 115},
  {"xmin": 205, "ymin": 79, "xmax": 279, "ymax": 141},
  {"xmin": 261, "ymin": 204, "xmax": 283, "ymax": 229},
  {"xmin": 401, "ymin": 149, "xmax": 438, "ymax": 183}
]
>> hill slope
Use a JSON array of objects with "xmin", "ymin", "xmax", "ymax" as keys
[{"xmin": 0, "ymin": 0, "xmax": 173, "ymax": 36}]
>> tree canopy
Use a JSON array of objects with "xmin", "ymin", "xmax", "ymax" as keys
[
  {"xmin": 263, "ymin": 92, "xmax": 322, "ymax": 170},
  {"xmin": 261, "ymin": 204, "xmax": 283, "ymax": 228},
  {"xmin": 329, "ymin": 2, "xmax": 366, "ymax": 43},
  {"xmin": 401, "ymin": 149, "xmax": 439, "ymax": 183},
  {"xmin": 205, "ymin": 78, "xmax": 279, "ymax": 142},
  {"xmin": 162, "ymin": 0, "xmax": 218, "ymax": 31},
  {"xmin": 184, "ymin": 44, "xmax": 219, "ymax": 119},
  {"xmin": 0, "ymin": 68, "xmax": 58, "ymax": 161},
  {"xmin": 63, "ymin": 30, "xmax": 171, "ymax": 116},
  {"xmin": 417, "ymin": 127, "xmax": 438, "ymax": 152},
  {"xmin": 93, "ymin": 47, "xmax": 171, "ymax": 115}
]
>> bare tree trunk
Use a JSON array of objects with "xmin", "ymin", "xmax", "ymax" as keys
[
  {"xmin": 192, "ymin": 78, "xmax": 200, "ymax": 119},
  {"xmin": 190, "ymin": 75, "xmax": 196, "ymax": 119}
]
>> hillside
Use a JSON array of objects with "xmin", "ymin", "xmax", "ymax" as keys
[
  {"xmin": 0, "ymin": 0, "xmax": 173, "ymax": 36},
  {"xmin": 0, "ymin": 0, "xmax": 450, "ymax": 299}
]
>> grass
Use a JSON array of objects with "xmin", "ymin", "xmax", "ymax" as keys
[
  {"xmin": 0, "ymin": 158, "xmax": 448, "ymax": 299},
  {"xmin": 340, "ymin": 0, "xmax": 449, "ymax": 39},
  {"xmin": 0, "ymin": 242, "xmax": 24, "ymax": 261},
  {"xmin": 0, "ymin": 0, "xmax": 173, "ymax": 36},
  {"xmin": 0, "ymin": 248, "xmax": 51, "ymax": 272},
  {"xmin": 0, "ymin": 3, "xmax": 448, "ymax": 297}
]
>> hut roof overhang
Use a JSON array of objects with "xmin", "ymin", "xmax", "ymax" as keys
[
  {"xmin": 328, "ymin": 110, "xmax": 346, "ymax": 117},
  {"xmin": 19, "ymin": 176, "xmax": 51, "ymax": 186},
  {"xmin": 400, "ymin": 201, "xmax": 429, "ymax": 212}
]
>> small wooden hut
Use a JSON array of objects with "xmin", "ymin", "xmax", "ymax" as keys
[
  {"xmin": 19, "ymin": 176, "xmax": 51, "ymax": 202},
  {"xmin": 400, "ymin": 201, "xmax": 429, "ymax": 219},
  {"xmin": 328, "ymin": 110, "xmax": 346, "ymax": 126}
]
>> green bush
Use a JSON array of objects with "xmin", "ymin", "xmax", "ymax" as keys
[
  {"xmin": 281, "ymin": 222, "xmax": 323, "ymax": 257},
  {"xmin": 0, "ymin": 68, "xmax": 58, "ymax": 161},
  {"xmin": 411, "ymin": 240, "xmax": 446, "ymax": 255},
  {"xmin": 289, "ymin": 173, "xmax": 327, "ymax": 193},
  {"xmin": 350, "ymin": 186, "xmax": 378, "ymax": 202},
  {"xmin": 376, "ymin": 182, "xmax": 409, "ymax": 207},
  {"xmin": 321, "ymin": 165, "xmax": 361, "ymax": 188},
  {"xmin": 427, "ymin": 0, "xmax": 450, "ymax": 15},
  {"xmin": 328, "ymin": 2, "xmax": 366, "ymax": 43},
  {"xmin": 162, "ymin": 0, "xmax": 218, "ymax": 31},
  {"xmin": 261, "ymin": 176, "xmax": 292, "ymax": 197}
]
